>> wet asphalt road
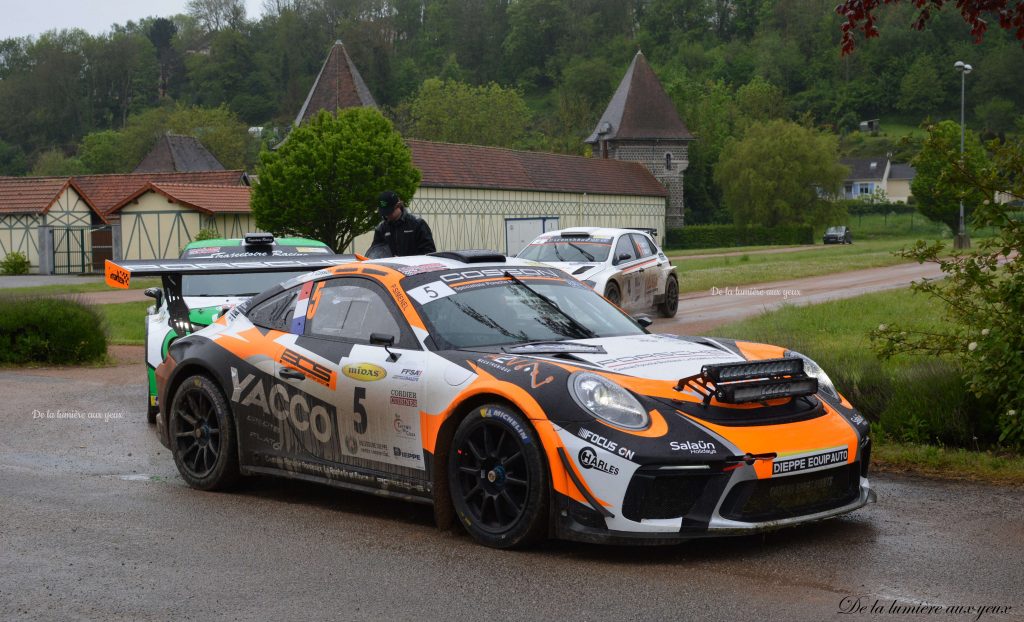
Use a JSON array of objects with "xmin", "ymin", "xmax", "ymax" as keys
[{"xmin": 1, "ymin": 361, "xmax": 1022, "ymax": 622}]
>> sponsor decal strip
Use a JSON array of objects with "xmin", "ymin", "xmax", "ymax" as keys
[{"xmin": 772, "ymin": 446, "xmax": 849, "ymax": 475}]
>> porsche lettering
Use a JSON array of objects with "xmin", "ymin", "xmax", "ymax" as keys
[{"xmin": 439, "ymin": 268, "xmax": 560, "ymax": 283}]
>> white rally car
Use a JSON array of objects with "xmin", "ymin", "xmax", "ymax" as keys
[{"xmin": 516, "ymin": 227, "xmax": 679, "ymax": 317}]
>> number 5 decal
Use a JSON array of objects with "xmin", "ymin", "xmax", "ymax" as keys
[{"xmin": 353, "ymin": 387, "xmax": 368, "ymax": 434}]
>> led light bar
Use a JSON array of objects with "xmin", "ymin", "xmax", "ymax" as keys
[
  {"xmin": 701, "ymin": 358, "xmax": 804, "ymax": 384},
  {"xmin": 714, "ymin": 377, "xmax": 818, "ymax": 404}
]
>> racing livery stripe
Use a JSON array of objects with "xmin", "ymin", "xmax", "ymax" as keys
[{"xmin": 620, "ymin": 258, "xmax": 659, "ymax": 274}]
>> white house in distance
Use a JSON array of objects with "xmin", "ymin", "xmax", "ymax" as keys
[{"xmin": 840, "ymin": 156, "xmax": 916, "ymax": 203}]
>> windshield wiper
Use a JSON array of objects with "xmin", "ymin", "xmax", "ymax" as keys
[
  {"xmin": 502, "ymin": 271, "xmax": 597, "ymax": 340},
  {"xmin": 449, "ymin": 296, "xmax": 527, "ymax": 342},
  {"xmin": 566, "ymin": 242, "xmax": 595, "ymax": 262}
]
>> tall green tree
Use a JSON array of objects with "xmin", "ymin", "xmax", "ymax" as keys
[
  {"xmin": 715, "ymin": 119, "xmax": 847, "ymax": 227},
  {"xmin": 897, "ymin": 54, "xmax": 945, "ymax": 116},
  {"xmin": 398, "ymin": 78, "xmax": 531, "ymax": 147},
  {"xmin": 251, "ymin": 108, "xmax": 420, "ymax": 251},
  {"xmin": 911, "ymin": 119, "xmax": 991, "ymax": 233}
]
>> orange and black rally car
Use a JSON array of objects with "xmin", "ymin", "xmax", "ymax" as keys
[{"xmin": 105, "ymin": 250, "xmax": 875, "ymax": 548}]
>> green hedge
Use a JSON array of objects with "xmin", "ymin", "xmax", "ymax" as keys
[
  {"xmin": 665, "ymin": 224, "xmax": 814, "ymax": 249},
  {"xmin": 0, "ymin": 297, "xmax": 107, "ymax": 365}
]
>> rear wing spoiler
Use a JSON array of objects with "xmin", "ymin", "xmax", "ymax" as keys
[
  {"xmin": 104, "ymin": 255, "xmax": 362, "ymax": 336},
  {"xmin": 104, "ymin": 255, "xmax": 361, "ymax": 289}
]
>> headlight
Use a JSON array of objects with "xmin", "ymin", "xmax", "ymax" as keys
[
  {"xmin": 568, "ymin": 371, "xmax": 649, "ymax": 430},
  {"xmin": 785, "ymin": 351, "xmax": 840, "ymax": 402}
]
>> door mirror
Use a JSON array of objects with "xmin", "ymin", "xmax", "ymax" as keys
[
  {"xmin": 633, "ymin": 315, "xmax": 653, "ymax": 328},
  {"xmin": 144, "ymin": 287, "xmax": 163, "ymax": 307},
  {"xmin": 369, "ymin": 333, "xmax": 395, "ymax": 347},
  {"xmin": 370, "ymin": 332, "xmax": 400, "ymax": 362},
  {"xmin": 615, "ymin": 253, "xmax": 632, "ymax": 265}
]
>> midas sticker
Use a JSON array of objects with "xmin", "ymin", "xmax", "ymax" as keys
[
  {"xmin": 104, "ymin": 260, "xmax": 130, "ymax": 289},
  {"xmin": 342, "ymin": 363, "xmax": 387, "ymax": 382}
]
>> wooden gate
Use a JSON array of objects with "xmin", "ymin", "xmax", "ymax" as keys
[{"xmin": 52, "ymin": 227, "xmax": 90, "ymax": 274}]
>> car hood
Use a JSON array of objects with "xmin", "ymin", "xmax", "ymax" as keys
[
  {"xmin": 537, "ymin": 261, "xmax": 606, "ymax": 280},
  {"xmin": 545, "ymin": 334, "xmax": 747, "ymax": 381}
]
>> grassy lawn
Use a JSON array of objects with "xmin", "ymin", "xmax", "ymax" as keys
[
  {"xmin": 96, "ymin": 301, "xmax": 150, "ymax": 345},
  {"xmin": 711, "ymin": 288, "xmax": 1021, "ymax": 482},
  {"xmin": 0, "ymin": 277, "xmax": 160, "ymax": 297},
  {"xmin": 674, "ymin": 237, "xmax": 925, "ymax": 294}
]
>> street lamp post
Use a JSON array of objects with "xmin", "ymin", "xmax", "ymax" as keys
[{"xmin": 954, "ymin": 60, "xmax": 972, "ymax": 250}]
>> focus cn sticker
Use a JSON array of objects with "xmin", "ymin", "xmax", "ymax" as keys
[
  {"xmin": 342, "ymin": 363, "xmax": 387, "ymax": 382},
  {"xmin": 772, "ymin": 446, "xmax": 849, "ymax": 475}
]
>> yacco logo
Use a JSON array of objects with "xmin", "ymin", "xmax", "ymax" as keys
[
  {"xmin": 342, "ymin": 363, "xmax": 387, "ymax": 382},
  {"xmin": 439, "ymin": 268, "xmax": 561, "ymax": 283},
  {"xmin": 577, "ymin": 446, "xmax": 619, "ymax": 475},
  {"xmin": 230, "ymin": 367, "xmax": 337, "ymax": 444}
]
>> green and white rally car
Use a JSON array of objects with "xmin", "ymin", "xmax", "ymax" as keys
[{"xmin": 141, "ymin": 234, "xmax": 337, "ymax": 422}]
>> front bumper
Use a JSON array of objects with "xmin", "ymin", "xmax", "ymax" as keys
[{"xmin": 553, "ymin": 463, "xmax": 875, "ymax": 545}]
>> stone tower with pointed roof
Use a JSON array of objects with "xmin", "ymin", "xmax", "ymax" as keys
[
  {"xmin": 294, "ymin": 40, "xmax": 377, "ymax": 127},
  {"xmin": 586, "ymin": 51, "xmax": 693, "ymax": 229}
]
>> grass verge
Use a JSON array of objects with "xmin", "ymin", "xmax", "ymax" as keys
[
  {"xmin": 97, "ymin": 301, "xmax": 149, "ymax": 345},
  {"xmin": 713, "ymin": 288, "xmax": 1019, "ymax": 483},
  {"xmin": 872, "ymin": 439, "xmax": 1024, "ymax": 485},
  {"xmin": 674, "ymin": 237, "xmax": 924, "ymax": 294},
  {"xmin": 0, "ymin": 277, "xmax": 160, "ymax": 297}
]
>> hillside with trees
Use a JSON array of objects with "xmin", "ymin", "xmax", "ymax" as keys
[{"xmin": 1, "ymin": 0, "xmax": 1022, "ymax": 225}]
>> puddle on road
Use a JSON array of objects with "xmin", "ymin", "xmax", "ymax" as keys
[{"xmin": 117, "ymin": 474, "xmax": 164, "ymax": 482}]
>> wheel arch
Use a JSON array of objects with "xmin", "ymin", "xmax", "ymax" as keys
[
  {"xmin": 161, "ymin": 360, "xmax": 231, "ymax": 442},
  {"xmin": 429, "ymin": 392, "xmax": 550, "ymax": 531}
]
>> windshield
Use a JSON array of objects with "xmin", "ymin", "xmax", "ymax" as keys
[
  {"xmin": 182, "ymin": 271, "xmax": 313, "ymax": 297},
  {"xmin": 415, "ymin": 279, "xmax": 644, "ymax": 349},
  {"xmin": 517, "ymin": 239, "xmax": 611, "ymax": 263},
  {"xmin": 825, "ymin": 227, "xmax": 844, "ymax": 235}
]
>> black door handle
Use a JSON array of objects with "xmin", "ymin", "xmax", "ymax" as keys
[{"xmin": 278, "ymin": 368, "xmax": 305, "ymax": 380}]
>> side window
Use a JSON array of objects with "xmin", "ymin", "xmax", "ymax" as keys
[
  {"xmin": 613, "ymin": 236, "xmax": 637, "ymax": 264},
  {"xmin": 631, "ymin": 234, "xmax": 655, "ymax": 258},
  {"xmin": 247, "ymin": 288, "xmax": 299, "ymax": 332},
  {"xmin": 307, "ymin": 279, "xmax": 408, "ymax": 346}
]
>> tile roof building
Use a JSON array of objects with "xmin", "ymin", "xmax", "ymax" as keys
[
  {"xmin": 586, "ymin": 51, "xmax": 693, "ymax": 229},
  {"xmin": 288, "ymin": 43, "xmax": 678, "ymax": 255},
  {"xmin": 133, "ymin": 134, "xmax": 226, "ymax": 173},
  {"xmin": 294, "ymin": 40, "xmax": 377, "ymax": 127},
  {"xmin": 0, "ymin": 170, "xmax": 250, "ymax": 272},
  {"xmin": 839, "ymin": 157, "xmax": 916, "ymax": 203}
]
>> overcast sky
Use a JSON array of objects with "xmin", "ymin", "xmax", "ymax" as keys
[{"xmin": 0, "ymin": 0, "xmax": 266, "ymax": 39}]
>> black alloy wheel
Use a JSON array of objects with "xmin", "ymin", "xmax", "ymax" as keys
[
  {"xmin": 169, "ymin": 374, "xmax": 239, "ymax": 490},
  {"xmin": 659, "ymin": 275, "xmax": 679, "ymax": 318},
  {"xmin": 448, "ymin": 405, "xmax": 547, "ymax": 548}
]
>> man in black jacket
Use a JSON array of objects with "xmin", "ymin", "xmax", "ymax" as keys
[{"xmin": 370, "ymin": 191, "xmax": 436, "ymax": 256}]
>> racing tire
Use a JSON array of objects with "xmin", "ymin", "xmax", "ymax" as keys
[
  {"xmin": 448, "ymin": 404, "xmax": 548, "ymax": 549},
  {"xmin": 604, "ymin": 281, "xmax": 622, "ymax": 307},
  {"xmin": 169, "ymin": 374, "xmax": 240, "ymax": 491},
  {"xmin": 658, "ymin": 275, "xmax": 679, "ymax": 318}
]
